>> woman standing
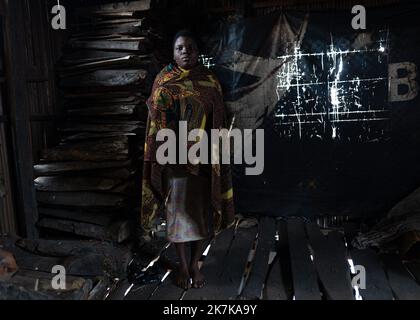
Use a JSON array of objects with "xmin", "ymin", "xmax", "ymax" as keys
[{"xmin": 141, "ymin": 30, "xmax": 235, "ymax": 289}]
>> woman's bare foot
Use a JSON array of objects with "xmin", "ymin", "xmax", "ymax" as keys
[
  {"xmin": 189, "ymin": 264, "xmax": 205, "ymax": 288},
  {"xmin": 175, "ymin": 266, "xmax": 191, "ymax": 289}
]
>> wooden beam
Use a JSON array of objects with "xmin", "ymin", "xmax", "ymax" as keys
[
  {"xmin": 64, "ymin": 91, "xmax": 144, "ymax": 102},
  {"xmin": 76, "ymin": 0, "xmax": 152, "ymax": 15},
  {"xmin": 71, "ymin": 21, "xmax": 146, "ymax": 38},
  {"xmin": 381, "ymin": 254, "xmax": 420, "ymax": 300},
  {"xmin": 0, "ymin": 110, "xmax": 18, "ymax": 234},
  {"xmin": 33, "ymin": 160, "xmax": 131, "ymax": 176},
  {"xmin": 67, "ymin": 39, "xmax": 152, "ymax": 52},
  {"xmin": 62, "ymin": 51, "xmax": 150, "ymax": 66},
  {"xmin": 350, "ymin": 248, "xmax": 394, "ymax": 300},
  {"xmin": 149, "ymin": 244, "xmax": 192, "ymax": 300},
  {"xmin": 3, "ymin": 0, "xmax": 38, "ymax": 238},
  {"xmin": 59, "ymin": 69, "xmax": 148, "ymax": 88},
  {"xmin": 66, "ymin": 105, "xmax": 137, "ymax": 116},
  {"xmin": 37, "ymin": 217, "xmax": 132, "ymax": 243},
  {"xmin": 306, "ymin": 224, "xmax": 354, "ymax": 300},
  {"xmin": 88, "ymin": 277, "xmax": 112, "ymax": 300},
  {"xmin": 183, "ymin": 226, "xmax": 236, "ymax": 300},
  {"xmin": 34, "ymin": 176, "xmax": 122, "ymax": 192},
  {"xmin": 36, "ymin": 191, "xmax": 127, "ymax": 207},
  {"xmin": 59, "ymin": 122, "xmax": 141, "ymax": 132},
  {"xmin": 287, "ymin": 218, "xmax": 321, "ymax": 300},
  {"xmin": 62, "ymin": 132, "xmax": 137, "ymax": 142},
  {"xmin": 264, "ymin": 219, "xmax": 291, "ymax": 300},
  {"xmin": 38, "ymin": 207, "xmax": 116, "ymax": 226},
  {"xmin": 241, "ymin": 216, "xmax": 276, "ymax": 299},
  {"xmin": 406, "ymin": 261, "xmax": 420, "ymax": 285},
  {"xmin": 59, "ymin": 55, "xmax": 151, "ymax": 74},
  {"xmin": 41, "ymin": 136, "xmax": 129, "ymax": 162}
]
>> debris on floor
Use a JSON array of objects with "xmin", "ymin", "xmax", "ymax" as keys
[
  {"xmin": 353, "ymin": 185, "xmax": 420, "ymax": 257},
  {"xmin": 0, "ymin": 235, "xmax": 132, "ymax": 300}
]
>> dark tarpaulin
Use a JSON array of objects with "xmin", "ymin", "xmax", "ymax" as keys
[{"xmin": 201, "ymin": 3, "xmax": 420, "ymax": 218}]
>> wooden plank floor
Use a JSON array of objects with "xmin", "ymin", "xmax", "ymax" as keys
[
  {"xmin": 406, "ymin": 261, "xmax": 420, "ymax": 285},
  {"xmin": 148, "ymin": 243, "xmax": 187, "ymax": 300},
  {"xmin": 381, "ymin": 254, "xmax": 420, "ymax": 300},
  {"xmin": 306, "ymin": 224, "xmax": 354, "ymax": 300},
  {"xmin": 349, "ymin": 249, "xmax": 394, "ymax": 300},
  {"xmin": 110, "ymin": 217, "xmax": 420, "ymax": 300},
  {"xmin": 124, "ymin": 244, "xmax": 176, "ymax": 300},
  {"xmin": 182, "ymin": 226, "xmax": 236, "ymax": 300},
  {"xmin": 287, "ymin": 218, "xmax": 321, "ymax": 300},
  {"xmin": 240, "ymin": 216, "xmax": 276, "ymax": 299},
  {"xmin": 263, "ymin": 220, "xmax": 290, "ymax": 301}
]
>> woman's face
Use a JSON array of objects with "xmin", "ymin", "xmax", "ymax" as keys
[{"xmin": 173, "ymin": 36, "xmax": 199, "ymax": 70}]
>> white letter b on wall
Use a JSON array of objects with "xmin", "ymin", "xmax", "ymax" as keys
[{"xmin": 389, "ymin": 62, "xmax": 419, "ymax": 102}]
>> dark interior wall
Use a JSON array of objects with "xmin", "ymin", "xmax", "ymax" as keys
[
  {"xmin": 127, "ymin": 0, "xmax": 418, "ymax": 220},
  {"xmin": 64, "ymin": 0, "xmax": 405, "ymax": 63},
  {"xmin": 4, "ymin": 0, "xmax": 64, "ymax": 161},
  {"xmin": 1, "ymin": 0, "xmax": 68, "ymax": 237},
  {"xmin": 18, "ymin": 6, "xmax": 417, "ymax": 152},
  {"xmin": 0, "ymin": 2, "xmax": 17, "ymax": 235},
  {"xmin": 26, "ymin": 1, "xmax": 63, "ymax": 157},
  {"xmin": 61, "ymin": 0, "xmax": 418, "ymax": 222},
  {"xmin": 203, "ymin": 1, "xmax": 420, "ymax": 220},
  {"xmin": 2, "ymin": 0, "xmax": 415, "ymax": 237}
]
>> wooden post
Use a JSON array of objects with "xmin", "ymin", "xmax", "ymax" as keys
[{"xmin": 3, "ymin": 0, "xmax": 39, "ymax": 238}]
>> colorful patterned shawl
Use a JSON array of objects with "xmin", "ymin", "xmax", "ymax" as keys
[{"xmin": 141, "ymin": 63, "xmax": 235, "ymax": 235}]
